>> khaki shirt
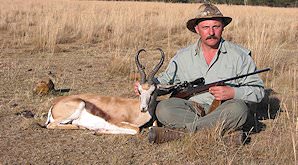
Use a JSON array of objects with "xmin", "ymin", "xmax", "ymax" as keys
[{"xmin": 156, "ymin": 38, "xmax": 265, "ymax": 105}]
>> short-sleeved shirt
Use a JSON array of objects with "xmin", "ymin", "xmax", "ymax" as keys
[{"xmin": 156, "ymin": 38, "xmax": 265, "ymax": 105}]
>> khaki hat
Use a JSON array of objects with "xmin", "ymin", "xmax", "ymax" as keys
[{"xmin": 186, "ymin": 3, "xmax": 232, "ymax": 33}]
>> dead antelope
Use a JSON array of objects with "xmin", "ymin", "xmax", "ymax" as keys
[{"xmin": 45, "ymin": 49, "xmax": 165, "ymax": 134}]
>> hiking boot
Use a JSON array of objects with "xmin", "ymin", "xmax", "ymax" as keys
[
  {"xmin": 148, "ymin": 126, "xmax": 186, "ymax": 144},
  {"xmin": 222, "ymin": 130, "xmax": 250, "ymax": 146}
]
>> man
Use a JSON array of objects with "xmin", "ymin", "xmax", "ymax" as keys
[{"xmin": 144, "ymin": 3, "xmax": 265, "ymax": 144}]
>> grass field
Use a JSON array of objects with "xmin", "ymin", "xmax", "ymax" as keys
[{"xmin": 0, "ymin": 0, "xmax": 297, "ymax": 164}]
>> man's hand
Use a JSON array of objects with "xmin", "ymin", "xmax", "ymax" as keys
[{"xmin": 209, "ymin": 86, "xmax": 235, "ymax": 101}]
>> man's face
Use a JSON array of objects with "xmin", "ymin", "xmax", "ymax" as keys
[{"xmin": 195, "ymin": 19, "xmax": 224, "ymax": 49}]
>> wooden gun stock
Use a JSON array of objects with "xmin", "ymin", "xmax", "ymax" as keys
[{"xmin": 208, "ymin": 99, "xmax": 222, "ymax": 114}]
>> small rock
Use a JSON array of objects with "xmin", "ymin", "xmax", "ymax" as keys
[
  {"xmin": 11, "ymin": 103, "xmax": 18, "ymax": 107},
  {"xmin": 15, "ymin": 110, "xmax": 35, "ymax": 118}
]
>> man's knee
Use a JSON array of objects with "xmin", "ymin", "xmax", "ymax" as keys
[
  {"xmin": 219, "ymin": 99, "xmax": 249, "ymax": 121},
  {"xmin": 155, "ymin": 99, "xmax": 173, "ymax": 123},
  {"xmin": 155, "ymin": 98, "xmax": 192, "ymax": 127},
  {"xmin": 215, "ymin": 99, "xmax": 250, "ymax": 134}
]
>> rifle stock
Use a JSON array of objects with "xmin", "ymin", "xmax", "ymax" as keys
[{"xmin": 208, "ymin": 99, "xmax": 222, "ymax": 114}]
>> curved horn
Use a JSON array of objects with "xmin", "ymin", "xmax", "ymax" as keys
[
  {"xmin": 147, "ymin": 48, "xmax": 165, "ymax": 84},
  {"xmin": 135, "ymin": 49, "xmax": 147, "ymax": 84}
]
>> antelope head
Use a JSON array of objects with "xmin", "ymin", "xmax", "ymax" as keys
[{"xmin": 135, "ymin": 48, "xmax": 165, "ymax": 112}]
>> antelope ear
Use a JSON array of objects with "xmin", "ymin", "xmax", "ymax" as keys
[{"xmin": 137, "ymin": 84, "xmax": 143, "ymax": 93}]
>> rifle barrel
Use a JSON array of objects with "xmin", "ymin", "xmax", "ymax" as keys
[{"xmin": 211, "ymin": 68, "xmax": 271, "ymax": 84}]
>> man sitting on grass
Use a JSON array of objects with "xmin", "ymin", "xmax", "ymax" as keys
[{"xmin": 136, "ymin": 3, "xmax": 265, "ymax": 145}]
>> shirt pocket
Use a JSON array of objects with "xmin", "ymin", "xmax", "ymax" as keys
[{"xmin": 217, "ymin": 66, "xmax": 236, "ymax": 82}]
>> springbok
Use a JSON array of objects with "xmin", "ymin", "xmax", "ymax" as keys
[{"xmin": 44, "ymin": 49, "xmax": 165, "ymax": 135}]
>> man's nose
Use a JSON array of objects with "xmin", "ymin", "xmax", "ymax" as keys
[{"xmin": 209, "ymin": 28, "xmax": 215, "ymax": 35}]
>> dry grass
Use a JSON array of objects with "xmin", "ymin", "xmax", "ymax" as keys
[{"xmin": 0, "ymin": 0, "xmax": 297, "ymax": 164}]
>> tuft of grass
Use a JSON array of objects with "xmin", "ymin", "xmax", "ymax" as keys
[{"xmin": 107, "ymin": 49, "xmax": 132, "ymax": 76}]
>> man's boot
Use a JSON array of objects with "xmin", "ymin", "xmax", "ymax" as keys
[
  {"xmin": 222, "ymin": 130, "xmax": 251, "ymax": 146},
  {"xmin": 148, "ymin": 126, "xmax": 186, "ymax": 144}
]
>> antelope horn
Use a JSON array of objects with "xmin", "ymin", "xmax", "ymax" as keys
[
  {"xmin": 135, "ymin": 49, "xmax": 147, "ymax": 84},
  {"xmin": 147, "ymin": 48, "xmax": 165, "ymax": 85}
]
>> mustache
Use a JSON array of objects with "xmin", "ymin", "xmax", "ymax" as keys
[{"xmin": 206, "ymin": 35, "xmax": 218, "ymax": 40}]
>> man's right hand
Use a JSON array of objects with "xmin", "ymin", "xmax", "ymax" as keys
[{"xmin": 209, "ymin": 86, "xmax": 235, "ymax": 101}]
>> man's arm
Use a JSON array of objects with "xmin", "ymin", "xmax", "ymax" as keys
[{"xmin": 231, "ymin": 54, "xmax": 265, "ymax": 103}]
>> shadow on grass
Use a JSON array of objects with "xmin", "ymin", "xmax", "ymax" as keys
[
  {"xmin": 256, "ymin": 88, "xmax": 281, "ymax": 120},
  {"xmin": 51, "ymin": 88, "xmax": 71, "ymax": 96},
  {"xmin": 249, "ymin": 88, "xmax": 281, "ymax": 133}
]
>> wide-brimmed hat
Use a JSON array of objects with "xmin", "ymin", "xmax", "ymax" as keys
[{"xmin": 186, "ymin": 3, "xmax": 232, "ymax": 33}]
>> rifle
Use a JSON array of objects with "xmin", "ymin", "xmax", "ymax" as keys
[{"xmin": 170, "ymin": 68, "xmax": 271, "ymax": 113}]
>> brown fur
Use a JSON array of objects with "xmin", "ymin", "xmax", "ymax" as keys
[{"xmin": 85, "ymin": 100, "xmax": 111, "ymax": 121}]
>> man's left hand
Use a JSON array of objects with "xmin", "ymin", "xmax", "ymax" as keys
[{"xmin": 209, "ymin": 86, "xmax": 235, "ymax": 101}]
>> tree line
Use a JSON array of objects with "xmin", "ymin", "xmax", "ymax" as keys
[{"xmin": 140, "ymin": 0, "xmax": 297, "ymax": 7}]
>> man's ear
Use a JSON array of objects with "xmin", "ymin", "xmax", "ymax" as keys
[{"xmin": 194, "ymin": 25, "xmax": 200, "ymax": 33}]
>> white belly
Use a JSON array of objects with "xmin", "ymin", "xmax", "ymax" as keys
[{"xmin": 72, "ymin": 109, "xmax": 137, "ymax": 135}]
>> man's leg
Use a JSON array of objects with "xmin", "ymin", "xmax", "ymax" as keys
[
  {"xmin": 150, "ymin": 97, "xmax": 197, "ymax": 143},
  {"xmin": 190, "ymin": 99, "xmax": 252, "ymax": 135},
  {"xmin": 155, "ymin": 97, "xmax": 201, "ymax": 129},
  {"xmin": 156, "ymin": 98, "xmax": 252, "ymax": 135}
]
